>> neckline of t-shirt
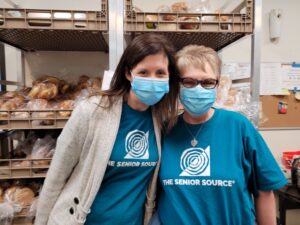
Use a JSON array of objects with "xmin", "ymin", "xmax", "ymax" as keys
[
  {"xmin": 123, "ymin": 102, "xmax": 151, "ymax": 115},
  {"xmin": 180, "ymin": 108, "xmax": 220, "ymax": 128}
]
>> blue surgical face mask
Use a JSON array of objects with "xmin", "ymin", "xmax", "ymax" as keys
[
  {"xmin": 180, "ymin": 86, "xmax": 216, "ymax": 116},
  {"xmin": 131, "ymin": 76, "xmax": 169, "ymax": 106}
]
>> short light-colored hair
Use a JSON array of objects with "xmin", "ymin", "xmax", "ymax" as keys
[{"xmin": 176, "ymin": 45, "xmax": 222, "ymax": 79}]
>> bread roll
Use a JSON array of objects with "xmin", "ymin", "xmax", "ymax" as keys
[
  {"xmin": 28, "ymin": 85, "xmax": 41, "ymax": 98},
  {"xmin": 37, "ymin": 83, "xmax": 58, "ymax": 100},
  {"xmin": 171, "ymin": 2, "xmax": 188, "ymax": 13},
  {"xmin": 27, "ymin": 99, "xmax": 49, "ymax": 110},
  {"xmin": 3, "ymin": 91, "xmax": 18, "ymax": 99},
  {"xmin": 77, "ymin": 75, "xmax": 90, "ymax": 90},
  {"xmin": 0, "ymin": 99, "xmax": 5, "ymax": 107},
  {"xmin": 59, "ymin": 79, "xmax": 70, "ymax": 94},
  {"xmin": 58, "ymin": 100, "xmax": 74, "ymax": 117},
  {"xmin": 4, "ymin": 186, "xmax": 35, "ymax": 207},
  {"xmin": 1, "ymin": 95, "xmax": 27, "ymax": 117},
  {"xmin": 32, "ymin": 159, "xmax": 50, "ymax": 166},
  {"xmin": 12, "ymin": 160, "xmax": 31, "ymax": 167},
  {"xmin": 179, "ymin": 16, "xmax": 200, "ymax": 29},
  {"xmin": 29, "ymin": 76, "xmax": 60, "ymax": 100},
  {"xmin": 33, "ymin": 76, "xmax": 60, "ymax": 86}
]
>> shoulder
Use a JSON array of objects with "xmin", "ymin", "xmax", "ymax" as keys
[
  {"xmin": 215, "ymin": 108, "xmax": 257, "ymax": 133},
  {"xmin": 216, "ymin": 108, "xmax": 251, "ymax": 124}
]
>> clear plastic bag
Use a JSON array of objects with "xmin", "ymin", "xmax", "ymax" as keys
[
  {"xmin": 188, "ymin": 0, "xmax": 212, "ymax": 21},
  {"xmin": 14, "ymin": 131, "xmax": 38, "ymax": 157},
  {"xmin": 32, "ymin": 135, "xmax": 56, "ymax": 160},
  {"xmin": 27, "ymin": 198, "xmax": 38, "ymax": 219},
  {"xmin": 0, "ymin": 202, "xmax": 14, "ymax": 225}
]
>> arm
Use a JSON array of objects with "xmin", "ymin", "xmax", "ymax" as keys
[
  {"xmin": 35, "ymin": 100, "xmax": 91, "ymax": 225},
  {"xmin": 254, "ymin": 190, "xmax": 277, "ymax": 225}
]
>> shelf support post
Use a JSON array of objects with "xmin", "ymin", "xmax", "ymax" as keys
[
  {"xmin": 251, "ymin": 0, "xmax": 262, "ymax": 126},
  {"xmin": 108, "ymin": 0, "xmax": 124, "ymax": 71}
]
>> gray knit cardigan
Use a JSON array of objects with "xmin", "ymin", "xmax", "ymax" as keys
[{"xmin": 35, "ymin": 96, "xmax": 160, "ymax": 225}]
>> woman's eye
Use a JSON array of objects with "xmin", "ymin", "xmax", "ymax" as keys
[
  {"xmin": 137, "ymin": 71, "xmax": 147, "ymax": 76},
  {"xmin": 157, "ymin": 71, "xmax": 168, "ymax": 77}
]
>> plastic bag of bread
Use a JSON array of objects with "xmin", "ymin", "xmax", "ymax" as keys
[
  {"xmin": 2, "ymin": 91, "xmax": 18, "ymax": 99},
  {"xmin": 28, "ymin": 76, "xmax": 61, "ymax": 100},
  {"xmin": 215, "ymin": 76, "xmax": 232, "ymax": 106},
  {"xmin": 27, "ymin": 197, "xmax": 38, "ymax": 219},
  {"xmin": 0, "ymin": 95, "xmax": 26, "ymax": 117},
  {"xmin": 171, "ymin": 2, "xmax": 189, "ymax": 13},
  {"xmin": 14, "ymin": 131, "xmax": 37, "ymax": 157},
  {"xmin": 4, "ymin": 186, "xmax": 34, "ymax": 212},
  {"xmin": 157, "ymin": 5, "xmax": 176, "ymax": 21},
  {"xmin": 31, "ymin": 135, "xmax": 56, "ymax": 166},
  {"xmin": 28, "ymin": 82, "xmax": 58, "ymax": 100},
  {"xmin": 0, "ymin": 202, "xmax": 14, "ymax": 225},
  {"xmin": 11, "ymin": 160, "xmax": 31, "ymax": 168},
  {"xmin": 27, "ymin": 99, "xmax": 55, "ymax": 126},
  {"xmin": 27, "ymin": 99, "xmax": 52, "ymax": 117}
]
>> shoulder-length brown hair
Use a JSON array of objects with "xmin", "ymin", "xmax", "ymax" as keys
[{"xmin": 100, "ymin": 33, "xmax": 179, "ymax": 131}]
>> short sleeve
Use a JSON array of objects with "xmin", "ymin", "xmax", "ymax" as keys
[{"xmin": 243, "ymin": 122, "xmax": 287, "ymax": 196}]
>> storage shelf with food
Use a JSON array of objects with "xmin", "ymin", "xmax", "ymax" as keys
[
  {"xmin": 0, "ymin": 0, "xmax": 108, "ymax": 51},
  {"xmin": 0, "ymin": 75, "xmax": 102, "ymax": 130},
  {"xmin": 0, "ymin": 1, "xmax": 108, "ymax": 224},
  {"xmin": 124, "ymin": 0, "xmax": 253, "ymax": 51},
  {"xmin": 0, "ymin": 128, "xmax": 56, "ymax": 224},
  {"xmin": 0, "ymin": 178, "xmax": 43, "ymax": 225},
  {"xmin": 0, "ymin": 129, "xmax": 58, "ymax": 178}
]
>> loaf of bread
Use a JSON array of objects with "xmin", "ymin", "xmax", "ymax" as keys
[
  {"xmin": 3, "ymin": 91, "xmax": 18, "ymax": 99},
  {"xmin": 0, "ymin": 95, "xmax": 25, "ymax": 117},
  {"xmin": 77, "ymin": 75, "xmax": 90, "ymax": 90},
  {"xmin": 4, "ymin": 186, "xmax": 35, "ymax": 207},
  {"xmin": 12, "ymin": 160, "xmax": 31, "ymax": 168},
  {"xmin": 33, "ymin": 76, "xmax": 60, "ymax": 86},
  {"xmin": 29, "ymin": 76, "xmax": 60, "ymax": 100},
  {"xmin": 58, "ymin": 100, "xmax": 74, "ymax": 117}
]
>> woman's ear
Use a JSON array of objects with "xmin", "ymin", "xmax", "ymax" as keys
[{"xmin": 125, "ymin": 69, "xmax": 132, "ymax": 82}]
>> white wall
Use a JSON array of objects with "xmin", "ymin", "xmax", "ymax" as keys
[
  {"xmin": 24, "ymin": 51, "xmax": 109, "ymax": 86},
  {"xmin": 4, "ymin": 44, "xmax": 22, "ymax": 91},
  {"xmin": 220, "ymin": 1, "xmax": 300, "ymax": 224},
  {"xmin": 220, "ymin": 0, "xmax": 300, "ymax": 161}
]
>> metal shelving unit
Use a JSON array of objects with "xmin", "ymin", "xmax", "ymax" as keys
[
  {"xmin": 0, "ymin": 2, "xmax": 109, "ymax": 224},
  {"xmin": 0, "ymin": 0, "xmax": 108, "ymax": 51},
  {"xmin": 124, "ymin": 0, "xmax": 253, "ymax": 51}
]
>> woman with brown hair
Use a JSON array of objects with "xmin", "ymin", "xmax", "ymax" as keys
[{"xmin": 35, "ymin": 33, "xmax": 179, "ymax": 225}]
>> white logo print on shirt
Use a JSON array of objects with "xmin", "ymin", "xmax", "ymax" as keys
[
  {"xmin": 124, "ymin": 130, "xmax": 149, "ymax": 159},
  {"xmin": 180, "ymin": 146, "xmax": 210, "ymax": 176}
]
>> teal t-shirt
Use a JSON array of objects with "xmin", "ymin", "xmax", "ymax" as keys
[
  {"xmin": 85, "ymin": 103, "xmax": 158, "ymax": 225},
  {"xmin": 158, "ymin": 109, "xmax": 287, "ymax": 225}
]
